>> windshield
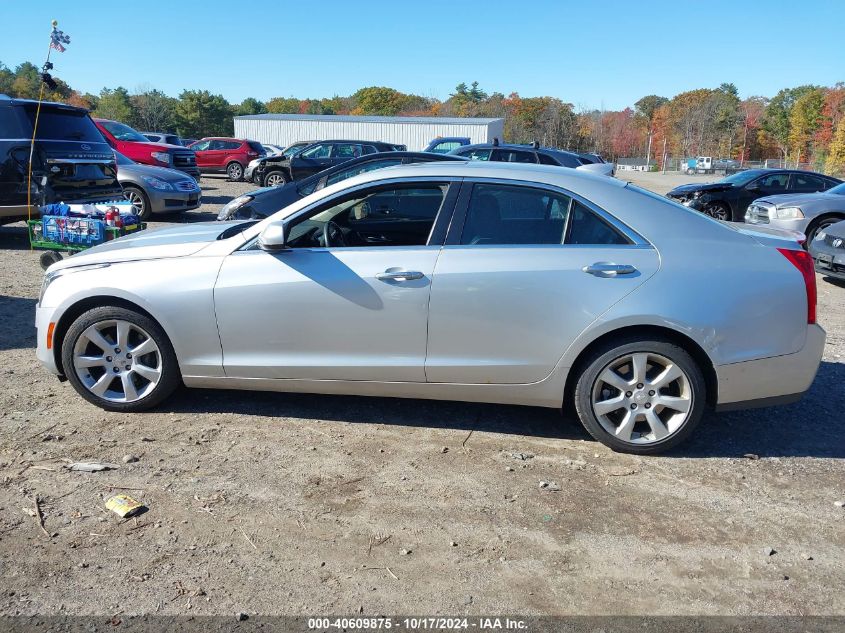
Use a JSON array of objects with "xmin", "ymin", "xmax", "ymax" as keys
[
  {"xmin": 23, "ymin": 107, "xmax": 105, "ymax": 142},
  {"xmin": 720, "ymin": 170, "xmax": 763, "ymax": 186},
  {"xmin": 114, "ymin": 151, "xmax": 135, "ymax": 166},
  {"xmin": 100, "ymin": 120, "xmax": 149, "ymax": 142}
]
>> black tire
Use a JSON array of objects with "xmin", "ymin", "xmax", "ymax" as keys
[
  {"xmin": 262, "ymin": 170, "xmax": 289, "ymax": 188},
  {"xmin": 572, "ymin": 336, "xmax": 706, "ymax": 455},
  {"xmin": 39, "ymin": 250, "xmax": 63, "ymax": 271},
  {"xmin": 61, "ymin": 306, "xmax": 181, "ymax": 413},
  {"xmin": 703, "ymin": 201, "xmax": 731, "ymax": 221},
  {"xmin": 123, "ymin": 185, "xmax": 151, "ymax": 220},
  {"xmin": 805, "ymin": 215, "xmax": 843, "ymax": 249},
  {"xmin": 226, "ymin": 162, "xmax": 244, "ymax": 181}
]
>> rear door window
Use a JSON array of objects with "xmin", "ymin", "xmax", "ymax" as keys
[
  {"xmin": 492, "ymin": 149, "xmax": 537, "ymax": 163},
  {"xmin": 300, "ymin": 144, "xmax": 331, "ymax": 159},
  {"xmin": 333, "ymin": 143, "xmax": 365, "ymax": 158},
  {"xmin": 789, "ymin": 173, "xmax": 827, "ymax": 192}
]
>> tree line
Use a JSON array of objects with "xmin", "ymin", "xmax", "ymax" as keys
[{"xmin": 2, "ymin": 60, "xmax": 844, "ymax": 175}]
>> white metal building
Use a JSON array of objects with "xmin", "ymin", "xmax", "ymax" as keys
[{"xmin": 233, "ymin": 114, "xmax": 504, "ymax": 151}]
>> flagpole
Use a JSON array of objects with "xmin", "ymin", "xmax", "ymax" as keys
[{"xmin": 26, "ymin": 20, "xmax": 59, "ymax": 225}]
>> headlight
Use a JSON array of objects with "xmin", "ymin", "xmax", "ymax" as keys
[
  {"xmin": 39, "ymin": 263, "xmax": 111, "ymax": 306},
  {"xmin": 140, "ymin": 175, "xmax": 174, "ymax": 191},
  {"xmin": 815, "ymin": 230, "xmax": 827, "ymax": 241},
  {"xmin": 151, "ymin": 151, "xmax": 172, "ymax": 165},
  {"xmin": 774, "ymin": 206, "xmax": 804, "ymax": 220},
  {"xmin": 217, "ymin": 195, "xmax": 254, "ymax": 220}
]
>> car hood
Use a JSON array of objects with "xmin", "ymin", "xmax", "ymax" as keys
[
  {"xmin": 667, "ymin": 182, "xmax": 733, "ymax": 196},
  {"xmin": 47, "ymin": 222, "xmax": 241, "ymax": 272},
  {"xmin": 117, "ymin": 162, "xmax": 196, "ymax": 183},
  {"xmin": 754, "ymin": 192, "xmax": 839, "ymax": 207}
]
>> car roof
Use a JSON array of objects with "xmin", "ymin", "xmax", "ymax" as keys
[
  {"xmin": 457, "ymin": 142, "xmax": 581, "ymax": 158},
  {"xmin": 1, "ymin": 94, "xmax": 88, "ymax": 113}
]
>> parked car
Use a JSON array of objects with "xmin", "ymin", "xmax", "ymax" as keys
[
  {"xmin": 424, "ymin": 137, "xmax": 470, "ymax": 154},
  {"xmin": 94, "ymin": 119, "xmax": 199, "ymax": 181},
  {"xmin": 218, "ymin": 151, "xmax": 468, "ymax": 220},
  {"xmin": 577, "ymin": 152, "xmax": 615, "ymax": 177},
  {"xmin": 450, "ymin": 142, "xmax": 614, "ymax": 177},
  {"xmin": 666, "ymin": 169, "xmax": 842, "ymax": 221},
  {"xmin": 1, "ymin": 95, "xmax": 123, "ymax": 224},
  {"xmin": 188, "ymin": 137, "xmax": 266, "ymax": 181},
  {"xmin": 809, "ymin": 218, "xmax": 845, "ymax": 281},
  {"xmin": 261, "ymin": 144, "xmax": 286, "ymax": 157},
  {"xmin": 36, "ymin": 162, "xmax": 823, "ymax": 455},
  {"xmin": 745, "ymin": 180, "xmax": 845, "ymax": 245},
  {"xmin": 142, "ymin": 132, "xmax": 186, "ymax": 147},
  {"xmin": 114, "ymin": 151, "xmax": 201, "ymax": 219},
  {"xmin": 247, "ymin": 139, "xmax": 401, "ymax": 188}
]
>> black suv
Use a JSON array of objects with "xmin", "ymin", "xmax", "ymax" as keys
[
  {"xmin": 248, "ymin": 140, "xmax": 405, "ymax": 188},
  {"xmin": 450, "ymin": 141, "xmax": 585, "ymax": 168},
  {"xmin": 1, "ymin": 95, "xmax": 122, "ymax": 225}
]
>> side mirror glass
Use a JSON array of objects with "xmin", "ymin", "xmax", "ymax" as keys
[{"xmin": 258, "ymin": 221, "xmax": 288, "ymax": 251}]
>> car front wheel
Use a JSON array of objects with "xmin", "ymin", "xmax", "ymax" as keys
[
  {"xmin": 573, "ymin": 337, "xmax": 706, "ymax": 454},
  {"xmin": 123, "ymin": 185, "xmax": 151, "ymax": 220},
  {"xmin": 263, "ymin": 170, "xmax": 288, "ymax": 187},
  {"xmin": 61, "ymin": 306, "xmax": 181, "ymax": 412}
]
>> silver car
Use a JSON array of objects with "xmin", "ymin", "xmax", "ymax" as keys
[
  {"xmin": 35, "ymin": 162, "xmax": 825, "ymax": 454},
  {"xmin": 809, "ymin": 218, "xmax": 845, "ymax": 281},
  {"xmin": 115, "ymin": 152, "xmax": 201, "ymax": 220},
  {"xmin": 745, "ymin": 180, "xmax": 845, "ymax": 243}
]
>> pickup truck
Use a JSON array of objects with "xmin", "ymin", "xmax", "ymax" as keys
[{"xmin": 94, "ymin": 119, "xmax": 199, "ymax": 180}]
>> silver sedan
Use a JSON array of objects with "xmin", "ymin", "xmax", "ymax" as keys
[{"xmin": 35, "ymin": 162, "xmax": 825, "ymax": 454}]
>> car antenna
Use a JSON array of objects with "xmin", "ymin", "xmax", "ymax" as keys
[
  {"xmin": 532, "ymin": 140, "xmax": 539, "ymax": 149},
  {"xmin": 492, "ymin": 137, "xmax": 499, "ymax": 147}
]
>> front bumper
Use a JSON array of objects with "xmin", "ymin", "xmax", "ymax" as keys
[
  {"xmin": 147, "ymin": 188, "xmax": 202, "ymax": 214},
  {"xmin": 810, "ymin": 238, "xmax": 845, "ymax": 280},
  {"xmin": 715, "ymin": 324, "xmax": 826, "ymax": 411},
  {"xmin": 35, "ymin": 305, "xmax": 61, "ymax": 376},
  {"xmin": 244, "ymin": 160, "xmax": 262, "ymax": 182}
]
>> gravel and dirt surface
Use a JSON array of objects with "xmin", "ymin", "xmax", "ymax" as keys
[{"xmin": 0, "ymin": 172, "xmax": 843, "ymax": 617}]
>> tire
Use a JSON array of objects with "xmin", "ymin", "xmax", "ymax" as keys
[
  {"xmin": 226, "ymin": 162, "xmax": 244, "ymax": 181},
  {"xmin": 572, "ymin": 337, "xmax": 706, "ymax": 455},
  {"xmin": 805, "ymin": 216, "xmax": 843, "ymax": 248},
  {"xmin": 262, "ymin": 170, "xmax": 288, "ymax": 188},
  {"xmin": 702, "ymin": 201, "xmax": 731, "ymax": 221},
  {"xmin": 61, "ymin": 306, "xmax": 181, "ymax": 412},
  {"xmin": 123, "ymin": 185, "xmax": 151, "ymax": 220}
]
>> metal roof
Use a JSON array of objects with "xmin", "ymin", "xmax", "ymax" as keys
[{"xmin": 234, "ymin": 113, "xmax": 503, "ymax": 125}]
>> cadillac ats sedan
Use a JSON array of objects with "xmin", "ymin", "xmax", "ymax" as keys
[{"xmin": 36, "ymin": 162, "xmax": 825, "ymax": 454}]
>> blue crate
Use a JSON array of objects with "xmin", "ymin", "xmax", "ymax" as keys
[{"xmin": 41, "ymin": 215, "xmax": 105, "ymax": 246}]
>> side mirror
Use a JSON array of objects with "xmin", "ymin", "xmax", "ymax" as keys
[{"xmin": 258, "ymin": 221, "xmax": 288, "ymax": 251}]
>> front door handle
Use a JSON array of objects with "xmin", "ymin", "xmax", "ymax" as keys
[
  {"xmin": 376, "ymin": 268, "xmax": 424, "ymax": 282},
  {"xmin": 582, "ymin": 262, "xmax": 638, "ymax": 276}
]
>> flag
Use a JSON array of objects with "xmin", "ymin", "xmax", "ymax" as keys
[{"xmin": 50, "ymin": 27, "xmax": 70, "ymax": 53}]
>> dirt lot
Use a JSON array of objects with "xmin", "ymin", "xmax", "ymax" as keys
[{"xmin": 0, "ymin": 172, "xmax": 843, "ymax": 618}]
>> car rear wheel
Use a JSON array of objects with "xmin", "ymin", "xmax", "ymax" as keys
[
  {"xmin": 123, "ymin": 185, "xmax": 151, "ymax": 220},
  {"xmin": 226, "ymin": 162, "xmax": 244, "ymax": 181},
  {"xmin": 61, "ymin": 306, "xmax": 181, "ymax": 412},
  {"xmin": 573, "ymin": 338, "xmax": 706, "ymax": 454},
  {"xmin": 263, "ymin": 170, "xmax": 288, "ymax": 187}
]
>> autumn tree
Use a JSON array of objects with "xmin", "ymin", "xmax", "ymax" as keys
[
  {"xmin": 763, "ymin": 85, "xmax": 817, "ymax": 161},
  {"xmin": 788, "ymin": 88, "xmax": 826, "ymax": 165},
  {"xmin": 825, "ymin": 118, "xmax": 845, "ymax": 177},
  {"xmin": 266, "ymin": 97, "xmax": 300, "ymax": 114}
]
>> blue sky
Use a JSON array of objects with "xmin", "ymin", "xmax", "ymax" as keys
[{"xmin": 2, "ymin": 0, "xmax": 843, "ymax": 109}]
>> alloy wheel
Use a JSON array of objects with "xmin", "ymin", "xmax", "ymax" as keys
[
  {"xmin": 704, "ymin": 203, "xmax": 730, "ymax": 221},
  {"xmin": 265, "ymin": 172, "xmax": 285, "ymax": 187},
  {"xmin": 125, "ymin": 189, "xmax": 145, "ymax": 216},
  {"xmin": 590, "ymin": 352, "xmax": 693, "ymax": 445},
  {"xmin": 72, "ymin": 319, "xmax": 162, "ymax": 404},
  {"xmin": 227, "ymin": 163, "xmax": 243, "ymax": 180}
]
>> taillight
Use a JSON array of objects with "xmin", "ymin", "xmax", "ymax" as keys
[
  {"xmin": 247, "ymin": 151, "xmax": 258, "ymax": 156},
  {"xmin": 777, "ymin": 247, "xmax": 816, "ymax": 324}
]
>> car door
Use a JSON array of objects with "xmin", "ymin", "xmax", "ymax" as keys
[
  {"xmin": 739, "ymin": 172, "xmax": 790, "ymax": 212},
  {"xmin": 190, "ymin": 140, "xmax": 212, "ymax": 169},
  {"xmin": 214, "ymin": 177, "xmax": 460, "ymax": 382},
  {"xmin": 425, "ymin": 180, "xmax": 659, "ymax": 384},
  {"xmin": 290, "ymin": 143, "xmax": 333, "ymax": 180}
]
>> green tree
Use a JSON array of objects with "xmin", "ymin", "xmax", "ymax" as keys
[
  {"xmin": 131, "ymin": 88, "xmax": 177, "ymax": 131},
  {"xmin": 10, "ymin": 62, "xmax": 43, "ymax": 99},
  {"xmin": 763, "ymin": 85, "xmax": 817, "ymax": 160},
  {"xmin": 351, "ymin": 86, "xmax": 408, "ymax": 115},
  {"xmin": 266, "ymin": 96, "xmax": 300, "ymax": 114},
  {"xmin": 94, "ymin": 87, "xmax": 135, "ymax": 122},
  {"xmin": 0, "ymin": 62, "xmax": 14, "ymax": 95},
  {"xmin": 236, "ymin": 97, "xmax": 267, "ymax": 116},
  {"xmin": 174, "ymin": 90, "xmax": 233, "ymax": 137}
]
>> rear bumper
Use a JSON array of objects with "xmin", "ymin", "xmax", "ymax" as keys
[{"xmin": 714, "ymin": 324, "xmax": 825, "ymax": 411}]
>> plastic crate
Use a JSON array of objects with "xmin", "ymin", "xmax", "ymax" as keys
[{"xmin": 41, "ymin": 215, "xmax": 105, "ymax": 246}]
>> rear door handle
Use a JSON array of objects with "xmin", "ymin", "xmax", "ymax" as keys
[
  {"xmin": 376, "ymin": 269, "xmax": 424, "ymax": 282},
  {"xmin": 582, "ymin": 262, "xmax": 638, "ymax": 276}
]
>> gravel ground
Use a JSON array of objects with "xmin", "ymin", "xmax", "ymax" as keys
[{"xmin": 0, "ymin": 172, "xmax": 843, "ymax": 617}]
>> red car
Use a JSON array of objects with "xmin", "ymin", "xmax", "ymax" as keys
[
  {"xmin": 93, "ymin": 119, "xmax": 199, "ymax": 180},
  {"xmin": 188, "ymin": 137, "xmax": 266, "ymax": 181}
]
